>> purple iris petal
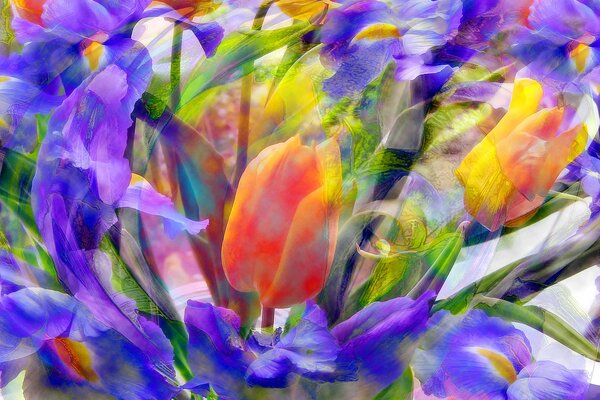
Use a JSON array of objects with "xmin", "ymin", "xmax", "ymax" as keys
[
  {"xmin": 508, "ymin": 0, "xmax": 600, "ymax": 82},
  {"xmin": 528, "ymin": 0, "xmax": 600, "ymax": 46},
  {"xmin": 184, "ymin": 300, "xmax": 253, "ymax": 399},
  {"xmin": 0, "ymin": 78, "xmax": 64, "ymax": 153},
  {"xmin": 246, "ymin": 302, "xmax": 343, "ymax": 388},
  {"xmin": 29, "ymin": 44, "xmax": 187, "ymax": 369},
  {"xmin": 413, "ymin": 310, "xmax": 532, "ymax": 399},
  {"xmin": 40, "ymin": 0, "xmax": 151, "ymax": 43},
  {"xmin": 322, "ymin": 39, "xmax": 396, "ymax": 98},
  {"xmin": 320, "ymin": 0, "xmax": 462, "ymax": 97},
  {"xmin": 507, "ymin": 360, "xmax": 588, "ymax": 400},
  {"xmin": 566, "ymin": 140, "xmax": 600, "ymax": 216},
  {"xmin": 332, "ymin": 292, "xmax": 434, "ymax": 389},
  {"xmin": 118, "ymin": 176, "xmax": 209, "ymax": 238},
  {"xmin": 0, "ymin": 288, "xmax": 177, "ymax": 399},
  {"xmin": 321, "ymin": 0, "xmax": 395, "ymax": 46}
]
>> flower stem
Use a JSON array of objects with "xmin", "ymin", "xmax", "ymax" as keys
[
  {"xmin": 232, "ymin": 0, "xmax": 275, "ymax": 187},
  {"xmin": 170, "ymin": 23, "xmax": 183, "ymax": 109},
  {"xmin": 261, "ymin": 305, "xmax": 275, "ymax": 329}
]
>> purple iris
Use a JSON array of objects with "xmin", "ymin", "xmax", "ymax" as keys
[
  {"xmin": 320, "ymin": 0, "xmax": 462, "ymax": 98},
  {"xmin": 7, "ymin": 0, "xmax": 154, "ymax": 94},
  {"xmin": 30, "ymin": 52, "xmax": 207, "ymax": 363},
  {"xmin": 183, "ymin": 293, "xmax": 433, "ymax": 398},
  {"xmin": 413, "ymin": 310, "xmax": 589, "ymax": 399},
  {"xmin": 0, "ymin": 0, "xmax": 222, "ymax": 153},
  {"xmin": 510, "ymin": 0, "xmax": 600, "ymax": 84},
  {"xmin": 0, "ymin": 287, "xmax": 177, "ymax": 399}
]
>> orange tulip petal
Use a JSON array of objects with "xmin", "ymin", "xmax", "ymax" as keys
[
  {"xmin": 505, "ymin": 191, "xmax": 545, "ymax": 227},
  {"xmin": 496, "ymin": 129, "xmax": 549, "ymax": 201},
  {"xmin": 260, "ymin": 187, "xmax": 333, "ymax": 308},
  {"xmin": 222, "ymin": 137, "xmax": 322, "ymax": 294}
]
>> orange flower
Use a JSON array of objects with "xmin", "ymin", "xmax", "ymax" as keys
[
  {"xmin": 12, "ymin": 0, "xmax": 46, "ymax": 25},
  {"xmin": 222, "ymin": 136, "xmax": 342, "ymax": 308},
  {"xmin": 155, "ymin": 0, "xmax": 220, "ymax": 17},
  {"xmin": 455, "ymin": 79, "xmax": 588, "ymax": 231}
]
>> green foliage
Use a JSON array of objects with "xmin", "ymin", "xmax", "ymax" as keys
[
  {"xmin": 476, "ymin": 298, "xmax": 600, "ymax": 361},
  {"xmin": 180, "ymin": 23, "xmax": 314, "ymax": 107},
  {"xmin": 344, "ymin": 230, "xmax": 463, "ymax": 317},
  {"xmin": 372, "ymin": 367, "xmax": 413, "ymax": 400}
]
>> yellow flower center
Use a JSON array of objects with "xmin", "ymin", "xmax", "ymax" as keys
[
  {"xmin": 570, "ymin": 42, "xmax": 591, "ymax": 74},
  {"xmin": 51, "ymin": 338, "xmax": 99, "ymax": 383},
  {"xmin": 475, "ymin": 347, "xmax": 518, "ymax": 383},
  {"xmin": 354, "ymin": 23, "xmax": 401, "ymax": 42}
]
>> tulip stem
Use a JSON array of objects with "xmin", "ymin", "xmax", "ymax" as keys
[
  {"xmin": 233, "ymin": 0, "xmax": 275, "ymax": 187},
  {"xmin": 261, "ymin": 306, "xmax": 275, "ymax": 329}
]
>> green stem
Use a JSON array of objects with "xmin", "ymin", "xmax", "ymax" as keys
[
  {"xmin": 232, "ymin": 0, "xmax": 275, "ymax": 187},
  {"xmin": 170, "ymin": 23, "xmax": 183, "ymax": 109}
]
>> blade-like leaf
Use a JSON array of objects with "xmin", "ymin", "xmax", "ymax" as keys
[
  {"xmin": 179, "ymin": 23, "xmax": 313, "ymax": 107},
  {"xmin": 372, "ymin": 367, "xmax": 413, "ymax": 400},
  {"xmin": 435, "ymin": 216, "xmax": 600, "ymax": 313},
  {"xmin": 475, "ymin": 297, "xmax": 600, "ymax": 361}
]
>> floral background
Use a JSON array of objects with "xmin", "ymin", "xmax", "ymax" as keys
[{"xmin": 0, "ymin": 0, "xmax": 599, "ymax": 399}]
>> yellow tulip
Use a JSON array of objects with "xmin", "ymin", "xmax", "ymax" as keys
[
  {"xmin": 155, "ymin": 0, "xmax": 221, "ymax": 17},
  {"xmin": 455, "ymin": 79, "xmax": 588, "ymax": 231},
  {"xmin": 276, "ymin": 0, "xmax": 335, "ymax": 22}
]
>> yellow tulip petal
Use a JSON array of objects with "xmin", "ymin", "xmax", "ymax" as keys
[
  {"xmin": 276, "ymin": 0, "xmax": 332, "ymax": 21},
  {"xmin": 488, "ymin": 78, "xmax": 544, "ymax": 144},
  {"xmin": 459, "ymin": 138, "xmax": 514, "ymax": 231}
]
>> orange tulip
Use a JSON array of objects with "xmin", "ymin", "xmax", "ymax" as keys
[
  {"xmin": 455, "ymin": 78, "xmax": 588, "ymax": 231},
  {"xmin": 154, "ymin": 0, "xmax": 220, "ymax": 17},
  {"xmin": 222, "ymin": 136, "xmax": 342, "ymax": 308},
  {"xmin": 12, "ymin": 0, "xmax": 46, "ymax": 25}
]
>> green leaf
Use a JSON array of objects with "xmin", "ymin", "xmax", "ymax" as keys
[
  {"xmin": 348, "ymin": 253, "xmax": 420, "ymax": 313},
  {"xmin": 179, "ymin": 23, "xmax": 313, "ymax": 107},
  {"xmin": 100, "ymin": 234, "xmax": 194, "ymax": 380},
  {"xmin": 408, "ymin": 229, "xmax": 464, "ymax": 298},
  {"xmin": 316, "ymin": 212, "xmax": 382, "ymax": 324},
  {"xmin": 434, "ymin": 218, "xmax": 600, "ymax": 314},
  {"xmin": 357, "ymin": 148, "xmax": 416, "ymax": 176},
  {"xmin": 475, "ymin": 297, "xmax": 600, "ymax": 361},
  {"xmin": 0, "ymin": 149, "xmax": 58, "ymax": 282},
  {"xmin": 372, "ymin": 367, "xmax": 413, "ymax": 400},
  {"xmin": 284, "ymin": 303, "xmax": 307, "ymax": 334},
  {"xmin": 160, "ymin": 318, "xmax": 194, "ymax": 381},
  {"xmin": 0, "ymin": 149, "xmax": 39, "ymax": 236},
  {"xmin": 343, "ymin": 230, "xmax": 463, "ymax": 318},
  {"xmin": 422, "ymin": 101, "xmax": 492, "ymax": 151}
]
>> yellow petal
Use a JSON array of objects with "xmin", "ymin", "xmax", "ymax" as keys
[
  {"xmin": 570, "ymin": 43, "xmax": 591, "ymax": 74},
  {"xmin": 475, "ymin": 348, "xmax": 518, "ymax": 384},
  {"xmin": 458, "ymin": 138, "xmax": 515, "ymax": 231},
  {"xmin": 488, "ymin": 78, "xmax": 544, "ymax": 144},
  {"xmin": 276, "ymin": 0, "xmax": 332, "ymax": 21},
  {"xmin": 354, "ymin": 23, "xmax": 401, "ymax": 41}
]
